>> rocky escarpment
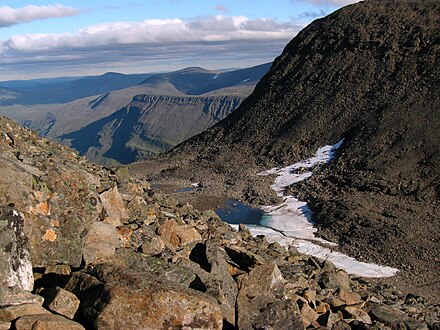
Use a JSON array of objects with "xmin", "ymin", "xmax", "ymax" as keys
[
  {"xmin": 128, "ymin": 0, "xmax": 440, "ymax": 301},
  {"xmin": 1, "ymin": 121, "xmax": 440, "ymax": 328}
]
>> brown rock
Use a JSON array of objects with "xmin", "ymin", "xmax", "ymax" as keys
[
  {"xmin": 44, "ymin": 265, "xmax": 71, "ymax": 276},
  {"xmin": 0, "ymin": 321, "xmax": 10, "ymax": 330},
  {"xmin": 39, "ymin": 287, "xmax": 80, "ymax": 319},
  {"xmin": 337, "ymin": 288, "xmax": 362, "ymax": 306},
  {"xmin": 297, "ymin": 299, "xmax": 319, "ymax": 327},
  {"xmin": 67, "ymin": 264, "xmax": 222, "ymax": 330},
  {"xmin": 99, "ymin": 186, "xmax": 129, "ymax": 226},
  {"xmin": 332, "ymin": 320, "xmax": 351, "ymax": 330},
  {"xmin": 320, "ymin": 270, "xmax": 351, "ymax": 290},
  {"xmin": 157, "ymin": 219, "xmax": 201, "ymax": 249},
  {"xmin": 317, "ymin": 310, "xmax": 339, "ymax": 328},
  {"xmin": 14, "ymin": 314, "xmax": 85, "ymax": 330},
  {"xmin": 0, "ymin": 288, "xmax": 44, "ymax": 307},
  {"xmin": 0, "ymin": 303, "xmax": 50, "ymax": 322},
  {"xmin": 370, "ymin": 305, "xmax": 409, "ymax": 326},
  {"xmin": 140, "ymin": 237, "xmax": 165, "ymax": 256},
  {"xmin": 82, "ymin": 222, "xmax": 119, "ymax": 265}
]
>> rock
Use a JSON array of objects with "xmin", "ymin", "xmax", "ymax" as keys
[
  {"xmin": 224, "ymin": 245, "xmax": 263, "ymax": 271},
  {"xmin": 332, "ymin": 320, "xmax": 351, "ymax": 330},
  {"xmin": 14, "ymin": 314, "xmax": 85, "ymax": 330},
  {"xmin": 0, "ymin": 303, "xmax": 50, "ymax": 322},
  {"xmin": 99, "ymin": 186, "xmax": 129, "ymax": 226},
  {"xmin": 157, "ymin": 219, "xmax": 202, "ymax": 249},
  {"xmin": 66, "ymin": 263, "xmax": 222, "ymax": 329},
  {"xmin": 320, "ymin": 270, "xmax": 351, "ymax": 290},
  {"xmin": 0, "ymin": 207, "xmax": 33, "ymax": 291},
  {"xmin": 317, "ymin": 310, "xmax": 340, "ymax": 328},
  {"xmin": 140, "ymin": 237, "xmax": 165, "ymax": 256},
  {"xmin": 297, "ymin": 299, "xmax": 319, "ymax": 327},
  {"xmin": 237, "ymin": 262, "xmax": 290, "ymax": 329},
  {"xmin": 0, "ymin": 288, "xmax": 44, "ymax": 307},
  {"xmin": 116, "ymin": 224, "xmax": 137, "ymax": 248},
  {"xmin": 44, "ymin": 265, "xmax": 71, "ymax": 276},
  {"xmin": 0, "ymin": 321, "xmax": 10, "ymax": 330},
  {"xmin": 337, "ymin": 288, "xmax": 363, "ymax": 306},
  {"xmin": 126, "ymin": 196, "xmax": 150, "ymax": 223},
  {"xmin": 82, "ymin": 222, "xmax": 120, "ymax": 265},
  {"xmin": 370, "ymin": 305, "xmax": 409, "ymax": 326},
  {"xmin": 403, "ymin": 318, "xmax": 428, "ymax": 330},
  {"xmin": 252, "ymin": 300, "xmax": 304, "ymax": 330},
  {"xmin": 39, "ymin": 287, "xmax": 80, "ymax": 319},
  {"xmin": 178, "ymin": 241, "xmax": 238, "ymax": 326}
]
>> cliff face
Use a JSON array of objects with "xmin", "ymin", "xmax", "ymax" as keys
[{"xmin": 131, "ymin": 0, "xmax": 440, "ymax": 300}]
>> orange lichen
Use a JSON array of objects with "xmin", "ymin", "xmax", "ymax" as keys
[
  {"xmin": 43, "ymin": 229, "xmax": 57, "ymax": 242},
  {"xmin": 35, "ymin": 201, "xmax": 50, "ymax": 215}
]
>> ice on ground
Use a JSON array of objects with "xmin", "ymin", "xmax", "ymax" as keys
[{"xmin": 249, "ymin": 139, "xmax": 399, "ymax": 278}]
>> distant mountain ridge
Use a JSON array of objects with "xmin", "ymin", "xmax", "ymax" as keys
[{"xmin": 0, "ymin": 63, "xmax": 271, "ymax": 165}]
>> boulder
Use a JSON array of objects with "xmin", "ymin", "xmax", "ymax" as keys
[
  {"xmin": 66, "ymin": 263, "xmax": 222, "ymax": 329},
  {"xmin": 320, "ymin": 270, "xmax": 351, "ymax": 290},
  {"xmin": 0, "ymin": 206, "xmax": 33, "ymax": 291},
  {"xmin": 99, "ymin": 186, "xmax": 129, "ymax": 226},
  {"xmin": 0, "ymin": 287, "xmax": 44, "ymax": 307},
  {"xmin": 157, "ymin": 219, "xmax": 202, "ymax": 250},
  {"xmin": 237, "ymin": 262, "xmax": 301, "ymax": 329},
  {"xmin": 140, "ymin": 237, "xmax": 165, "ymax": 256},
  {"xmin": 14, "ymin": 314, "xmax": 85, "ymax": 330},
  {"xmin": 0, "ymin": 303, "xmax": 50, "ymax": 322},
  {"xmin": 82, "ymin": 222, "xmax": 120, "ymax": 265},
  {"xmin": 370, "ymin": 305, "xmax": 409, "ymax": 327},
  {"xmin": 39, "ymin": 287, "xmax": 80, "ymax": 319}
]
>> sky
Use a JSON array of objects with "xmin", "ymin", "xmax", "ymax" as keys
[{"xmin": 0, "ymin": 0, "xmax": 361, "ymax": 81}]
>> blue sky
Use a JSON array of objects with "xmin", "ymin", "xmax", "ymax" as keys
[{"xmin": 0, "ymin": 0, "xmax": 360, "ymax": 80}]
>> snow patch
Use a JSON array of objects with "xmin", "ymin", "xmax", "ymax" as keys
[{"xmin": 251, "ymin": 139, "xmax": 398, "ymax": 278}]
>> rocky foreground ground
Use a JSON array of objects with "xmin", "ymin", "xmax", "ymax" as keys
[{"xmin": 1, "ymin": 116, "xmax": 440, "ymax": 330}]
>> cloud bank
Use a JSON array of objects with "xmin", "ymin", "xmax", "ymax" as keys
[
  {"xmin": 0, "ymin": 15, "xmax": 302, "ymax": 79},
  {"xmin": 0, "ymin": 4, "xmax": 79, "ymax": 28}
]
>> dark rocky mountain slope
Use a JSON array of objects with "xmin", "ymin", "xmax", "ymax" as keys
[{"xmin": 129, "ymin": 0, "xmax": 440, "ymax": 301}]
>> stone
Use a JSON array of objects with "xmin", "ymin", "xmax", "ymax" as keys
[
  {"xmin": 370, "ymin": 305, "xmax": 409, "ymax": 326},
  {"xmin": 0, "ymin": 207, "xmax": 33, "ymax": 291},
  {"xmin": 14, "ymin": 314, "xmax": 85, "ymax": 330},
  {"xmin": 320, "ymin": 270, "xmax": 351, "ymax": 290},
  {"xmin": 178, "ymin": 241, "xmax": 238, "ymax": 326},
  {"xmin": 99, "ymin": 186, "xmax": 129, "ymax": 226},
  {"xmin": 39, "ymin": 287, "xmax": 80, "ymax": 319},
  {"xmin": 237, "ymin": 262, "xmax": 288, "ymax": 329},
  {"xmin": 126, "ymin": 196, "xmax": 150, "ymax": 223},
  {"xmin": 44, "ymin": 265, "xmax": 71, "ymax": 276},
  {"xmin": 0, "ymin": 303, "xmax": 50, "ymax": 322},
  {"xmin": 66, "ymin": 263, "xmax": 222, "ymax": 330},
  {"xmin": 82, "ymin": 222, "xmax": 120, "ymax": 265},
  {"xmin": 404, "ymin": 318, "xmax": 428, "ymax": 330},
  {"xmin": 332, "ymin": 320, "xmax": 351, "ymax": 330},
  {"xmin": 0, "ymin": 321, "xmax": 10, "ymax": 330},
  {"xmin": 0, "ymin": 288, "xmax": 44, "ymax": 307},
  {"xmin": 252, "ymin": 300, "xmax": 304, "ymax": 330},
  {"xmin": 140, "ymin": 237, "xmax": 165, "ymax": 256},
  {"xmin": 337, "ymin": 288, "xmax": 363, "ymax": 306},
  {"xmin": 157, "ymin": 219, "xmax": 202, "ymax": 249},
  {"xmin": 116, "ymin": 225, "xmax": 136, "ymax": 248},
  {"xmin": 317, "ymin": 310, "xmax": 340, "ymax": 328},
  {"xmin": 224, "ymin": 245, "xmax": 263, "ymax": 271},
  {"xmin": 297, "ymin": 299, "xmax": 319, "ymax": 327}
]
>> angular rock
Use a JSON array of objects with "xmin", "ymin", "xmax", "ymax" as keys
[
  {"xmin": 0, "ymin": 321, "xmax": 9, "ymax": 330},
  {"xmin": 370, "ymin": 305, "xmax": 409, "ymax": 326},
  {"xmin": 237, "ymin": 262, "xmax": 292, "ymax": 329},
  {"xmin": 82, "ymin": 222, "xmax": 120, "ymax": 265},
  {"xmin": 14, "ymin": 314, "xmax": 85, "ymax": 330},
  {"xmin": 320, "ymin": 270, "xmax": 351, "ymax": 290},
  {"xmin": 0, "ymin": 288, "xmax": 44, "ymax": 307},
  {"xmin": 44, "ymin": 265, "xmax": 71, "ymax": 276},
  {"xmin": 39, "ymin": 287, "xmax": 80, "ymax": 319},
  {"xmin": 224, "ymin": 245, "xmax": 263, "ymax": 271},
  {"xmin": 337, "ymin": 288, "xmax": 363, "ymax": 306},
  {"xmin": 66, "ymin": 263, "xmax": 222, "ymax": 329},
  {"xmin": 178, "ymin": 241, "xmax": 238, "ymax": 326},
  {"xmin": 99, "ymin": 186, "xmax": 129, "ymax": 226},
  {"xmin": 157, "ymin": 219, "xmax": 202, "ymax": 250},
  {"xmin": 0, "ymin": 303, "xmax": 50, "ymax": 322},
  {"xmin": 140, "ymin": 237, "xmax": 165, "ymax": 256},
  {"xmin": 252, "ymin": 300, "xmax": 304, "ymax": 330},
  {"xmin": 332, "ymin": 320, "xmax": 351, "ymax": 330},
  {"xmin": 0, "ymin": 207, "xmax": 33, "ymax": 291},
  {"xmin": 297, "ymin": 299, "xmax": 319, "ymax": 327}
]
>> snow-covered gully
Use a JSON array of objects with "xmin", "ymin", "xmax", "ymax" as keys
[{"xmin": 240, "ymin": 140, "xmax": 398, "ymax": 278}]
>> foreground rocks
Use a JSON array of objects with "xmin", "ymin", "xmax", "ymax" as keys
[{"xmin": 1, "ymin": 116, "xmax": 439, "ymax": 329}]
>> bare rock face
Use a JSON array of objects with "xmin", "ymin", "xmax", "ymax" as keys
[
  {"xmin": 0, "ymin": 206, "xmax": 33, "ymax": 291},
  {"xmin": 0, "ymin": 117, "xmax": 110, "ymax": 268},
  {"xmin": 66, "ymin": 263, "xmax": 222, "ymax": 330}
]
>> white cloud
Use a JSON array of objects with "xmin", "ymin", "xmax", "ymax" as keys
[
  {"xmin": 3, "ymin": 15, "xmax": 300, "ymax": 52},
  {"xmin": 0, "ymin": 15, "xmax": 303, "ymax": 79},
  {"xmin": 0, "ymin": 4, "xmax": 79, "ymax": 27}
]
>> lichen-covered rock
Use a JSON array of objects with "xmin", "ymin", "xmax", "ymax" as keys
[
  {"xmin": 99, "ymin": 186, "xmax": 129, "ymax": 226},
  {"xmin": 82, "ymin": 222, "xmax": 120, "ymax": 265},
  {"xmin": 0, "ymin": 206, "xmax": 33, "ymax": 291},
  {"xmin": 157, "ymin": 219, "xmax": 202, "ymax": 250},
  {"xmin": 14, "ymin": 314, "xmax": 85, "ymax": 330},
  {"xmin": 66, "ymin": 263, "xmax": 222, "ymax": 329},
  {"xmin": 39, "ymin": 287, "xmax": 80, "ymax": 319},
  {"xmin": 0, "ymin": 303, "xmax": 50, "ymax": 322}
]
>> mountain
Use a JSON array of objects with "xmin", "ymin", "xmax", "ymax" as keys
[
  {"xmin": 0, "ymin": 72, "xmax": 154, "ymax": 105},
  {"xmin": 129, "ymin": 0, "xmax": 440, "ymax": 301},
  {"xmin": 0, "ymin": 63, "xmax": 270, "ymax": 165}
]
